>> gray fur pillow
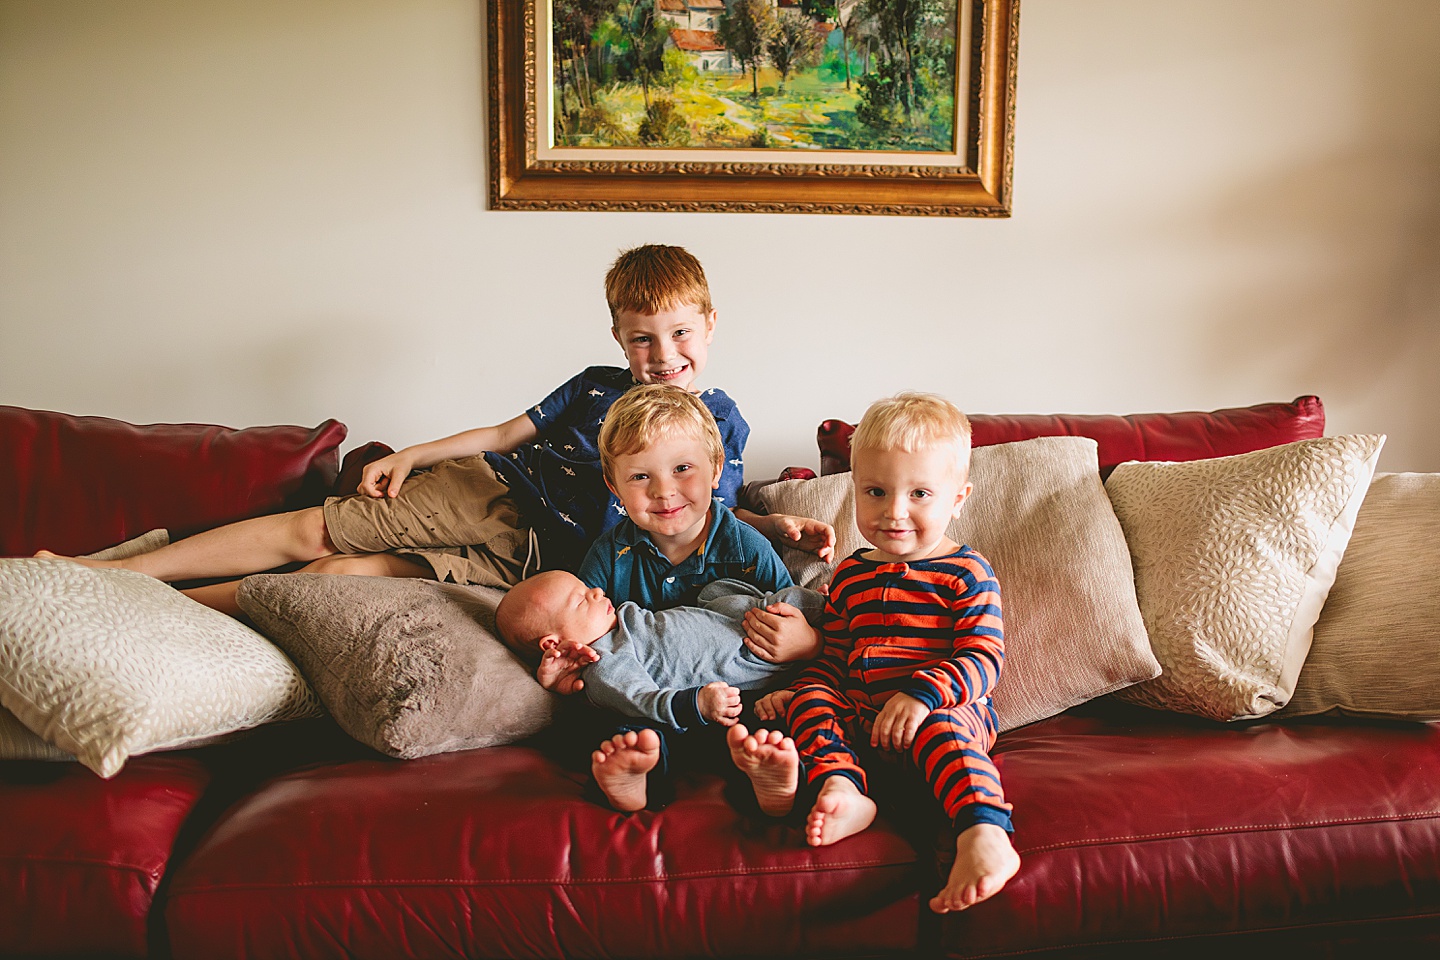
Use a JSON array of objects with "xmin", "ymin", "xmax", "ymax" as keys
[{"xmin": 237, "ymin": 574, "xmax": 555, "ymax": 759}]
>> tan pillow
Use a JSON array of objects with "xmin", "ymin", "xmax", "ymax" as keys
[
  {"xmin": 1106, "ymin": 434, "xmax": 1385, "ymax": 721},
  {"xmin": 1278, "ymin": 473, "xmax": 1440, "ymax": 720},
  {"xmin": 0, "ymin": 704, "xmax": 71, "ymax": 761},
  {"xmin": 755, "ymin": 436, "xmax": 1159, "ymax": 731},
  {"xmin": 236, "ymin": 574, "xmax": 556, "ymax": 759},
  {"xmin": 0, "ymin": 559, "xmax": 321, "ymax": 778}
]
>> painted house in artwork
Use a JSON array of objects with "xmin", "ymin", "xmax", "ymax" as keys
[
  {"xmin": 666, "ymin": 28, "xmax": 735, "ymax": 72},
  {"xmin": 658, "ymin": 0, "xmax": 725, "ymax": 32}
]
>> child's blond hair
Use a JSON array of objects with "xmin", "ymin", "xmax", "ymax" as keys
[
  {"xmin": 604, "ymin": 244, "xmax": 713, "ymax": 324},
  {"xmin": 852, "ymin": 392, "xmax": 973, "ymax": 475},
  {"xmin": 599, "ymin": 384, "xmax": 725, "ymax": 484}
]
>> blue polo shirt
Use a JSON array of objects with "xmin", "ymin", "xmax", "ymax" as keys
[
  {"xmin": 578, "ymin": 498, "xmax": 792, "ymax": 610},
  {"xmin": 484, "ymin": 365, "xmax": 748, "ymax": 571}
]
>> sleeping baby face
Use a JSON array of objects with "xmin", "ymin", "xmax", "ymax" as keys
[{"xmin": 525, "ymin": 571, "xmax": 618, "ymax": 651}]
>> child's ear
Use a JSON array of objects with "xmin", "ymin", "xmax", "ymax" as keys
[
  {"xmin": 538, "ymin": 635, "xmax": 560, "ymax": 653},
  {"xmin": 604, "ymin": 473, "xmax": 619, "ymax": 497},
  {"xmin": 951, "ymin": 481, "xmax": 974, "ymax": 518},
  {"xmin": 702, "ymin": 309, "xmax": 717, "ymax": 343},
  {"xmin": 711, "ymin": 460, "xmax": 722, "ymax": 490}
]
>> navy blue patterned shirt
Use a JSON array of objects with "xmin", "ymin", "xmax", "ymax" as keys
[
  {"xmin": 484, "ymin": 366, "xmax": 748, "ymax": 570},
  {"xmin": 578, "ymin": 498, "xmax": 792, "ymax": 609}
]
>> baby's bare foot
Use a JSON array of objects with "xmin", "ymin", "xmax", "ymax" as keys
[
  {"xmin": 929, "ymin": 823, "xmax": 1020, "ymax": 913},
  {"xmin": 805, "ymin": 776, "xmax": 876, "ymax": 847},
  {"xmin": 726, "ymin": 724, "xmax": 798, "ymax": 817},
  {"xmin": 591, "ymin": 729, "xmax": 661, "ymax": 813}
]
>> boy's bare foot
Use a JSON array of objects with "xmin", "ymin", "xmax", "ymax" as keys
[
  {"xmin": 929, "ymin": 823, "xmax": 1021, "ymax": 913},
  {"xmin": 591, "ymin": 729, "xmax": 661, "ymax": 813},
  {"xmin": 33, "ymin": 551, "xmax": 120, "ymax": 571},
  {"xmin": 805, "ymin": 776, "xmax": 876, "ymax": 847},
  {"xmin": 726, "ymin": 724, "xmax": 799, "ymax": 817}
]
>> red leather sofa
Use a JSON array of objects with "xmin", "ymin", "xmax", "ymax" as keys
[{"xmin": 3, "ymin": 399, "xmax": 1438, "ymax": 960}]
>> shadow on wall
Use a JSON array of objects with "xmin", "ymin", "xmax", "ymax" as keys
[{"xmin": 1197, "ymin": 4, "xmax": 1440, "ymax": 471}]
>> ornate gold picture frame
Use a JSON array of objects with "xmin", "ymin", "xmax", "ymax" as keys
[{"xmin": 488, "ymin": 0, "xmax": 1019, "ymax": 216}]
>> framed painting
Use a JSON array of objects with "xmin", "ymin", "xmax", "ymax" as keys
[{"xmin": 488, "ymin": 0, "xmax": 1019, "ymax": 215}]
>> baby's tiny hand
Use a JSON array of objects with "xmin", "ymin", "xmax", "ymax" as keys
[
  {"xmin": 754, "ymin": 688, "xmax": 795, "ymax": 722},
  {"xmin": 535, "ymin": 639, "xmax": 599, "ymax": 696},
  {"xmin": 697, "ymin": 681, "xmax": 742, "ymax": 726}
]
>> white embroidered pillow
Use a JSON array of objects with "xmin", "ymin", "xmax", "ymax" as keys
[
  {"xmin": 1105, "ymin": 434, "xmax": 1384, "ymax": 720},
  {"xmin": 0, "ymin": 559, "xmax": 320, "ymax": 778},
  {"xmin": 756, "ymin": 436, "xmax": 1159, "ymax": 731}
]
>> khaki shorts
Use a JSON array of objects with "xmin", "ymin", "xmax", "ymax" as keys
[{"xmin": 323, "ymin": 454, "xmax": 537, "ymax": 589}]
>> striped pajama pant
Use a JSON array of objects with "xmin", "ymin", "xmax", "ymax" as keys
[{"xmin": 787, "ymin": 683, "xmax": 1012, "ymax": 832}]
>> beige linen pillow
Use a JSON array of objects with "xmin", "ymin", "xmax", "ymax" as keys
[
  {"xmin": 0, "ymin": 559, "xmax": 321, "ymax": 778},
  {"xmin": 0, "ymin": 704, "xmax": 71, "ymax": 761},
  {"xmin": 236, "ymin": 574, "xmax": 556, "ymax": 759},
  {"xmin": 1277, "ymin": 473, "xmax": 1440, "ymax": 720},
  {"xmin": 756, "ymin": 436, "xmax": 1159, "ymax": 731},
  {"xmin": 1106, "ymin": 434, "xmax": 1385, "ymax": 721}
]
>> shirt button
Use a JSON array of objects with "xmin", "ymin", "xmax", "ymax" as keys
[{"xmin": 666, "ymin": 577, "xmax": 675, "ymax": 584}]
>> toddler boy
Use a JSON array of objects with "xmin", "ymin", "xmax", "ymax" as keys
[
  {"xmin": 729, "ymin": 392, "xmax": 1021, "ymax": 914},
  {"xmin": 496, "ymin": 570, "xmax": 823, "ymax": 812},
  {"xmin": 44, "ymin": 245, "xmax": 832, "ymax": 615}
]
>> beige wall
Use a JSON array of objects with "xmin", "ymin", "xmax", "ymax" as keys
[{"xmin": 2, "ymin": 0, "xmax": 1437, "ymax": 477}]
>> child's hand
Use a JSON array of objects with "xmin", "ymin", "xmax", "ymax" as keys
[
  {"xmin": 767, "ymin": 514, "xmax": 837, "ymax": 563},
  {"xmin": 754, "ymin": 689, "xmax": 796, "ymax": 722},
  {"xmin": 743, "ymin": 603, "xmax": 822, "ymax": 663},
  {"xmin": 870, "ymin": 693, "xmax": 930, "ymax": 752},
  {"xmin": 697, "ymin": 682, "xmax": 742, "ymax": 726},
  {"xmin": 535, "ymin": 639, "xmax": 600, "ymax": 696},
  {"xmin": 358, "ymin": 450, "xmax": 420, "ymax": 498}
]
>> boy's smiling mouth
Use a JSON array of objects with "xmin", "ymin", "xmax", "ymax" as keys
[{"xmin": 648, "ymin": 364, "xmax": 689, "ymax": 382}]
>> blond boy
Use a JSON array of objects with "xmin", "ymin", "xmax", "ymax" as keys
[
  {"xmin": 44, "ymin": 245, "xmax": 832, "ymax": 615},
  {"xmin": 729, "ymin": 392, "xmax": 1021, "ymax": 913}
]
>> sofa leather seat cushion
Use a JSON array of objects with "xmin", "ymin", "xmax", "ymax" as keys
[
  {"xmin": 164, "ymin": 746, "xmax": 921, "ymax": 960},
  {"xmin": 0, "ymin": 754, "xmax": 212, "ymax": 959},
  {"xmin": 937, "ymin": 707, "xmax": 1440, "ymax": 957}
]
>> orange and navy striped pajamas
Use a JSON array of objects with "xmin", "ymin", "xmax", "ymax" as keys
[{"xmin": 784, "ymin": 547, "xmax": 1012, "ymax": 832}]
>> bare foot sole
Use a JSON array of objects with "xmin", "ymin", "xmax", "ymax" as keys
[
  {"xmin": 805, "ymin": 776, "xmax": 877, "ymax": 847},
  {"xmin": 591, "ymin": 728, "xmax": 661, "ymax": 813},
  {"xmin": 726, "ymin": 724, "xmax": 799, "ymax": 817},
  {"xmin": 929, "ymin": 823, "xmax": 1021, "ymax": 913}
]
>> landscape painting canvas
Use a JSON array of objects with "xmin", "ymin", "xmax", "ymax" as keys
[{"xmin": 549, "ymin": 0, "xmax": 961, "ymax": 153}]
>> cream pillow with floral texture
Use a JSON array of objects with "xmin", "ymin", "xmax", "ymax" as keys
[
  {"xmin": 1105, "ymin": 434, "xmax": 1384, "ymax": 721},
  {"xmin": 0, "ymin": 559, "xmax": 321, "ymax": 777},
  {"xmin": 756, "ymin": 436, "xmax": 1159, "ymax": 732}
]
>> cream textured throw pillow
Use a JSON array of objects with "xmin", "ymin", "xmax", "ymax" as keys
[
  {"xmin": 756, "ymin": 436, "xmax": 1159, "ymax": 731},
  {"xmin": 1106, "ymin": 434, "xmax": 1385, "ymax": 721},
  {"xmin": 1278, "ymin": 473, "xmax": 1440, "ymax": 720},
  {"xmin": 0, "ymin": 559, "xmax": 321, "ymax": 778}
]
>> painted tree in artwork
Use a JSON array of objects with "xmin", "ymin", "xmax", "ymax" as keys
[
  {"xmin": 855, "ymin": 0, "xmax": 953, "ymax": 141},
  {"xmin": 598, "ymin": 0, "xmax": 671, "ymax": 109},
  {"xmin": 768, "ymin": 9, "xmax": 822, "ymax": 93},
  {"xmin": 552, "ymin": 0, "xmax": 619, "ymax": 127},
  {"xmin": 718, "ymin": 0, "xmax": 779, "ymax": 97}
]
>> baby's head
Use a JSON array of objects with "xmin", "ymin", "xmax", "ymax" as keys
[
  {"xmin": 599, "ymin": 384, "xmax": 724, "ymax": 541},
  {"xmin": 496, "ymin": 570, "xmax": 617, "ymax": 663},
  {"xmin": 605, "ymin": 244, "xmax": 716, "ymax": 391},
  {"xmin": 850, "ymin": 392, "xmax": 974, "ymax": 563}
]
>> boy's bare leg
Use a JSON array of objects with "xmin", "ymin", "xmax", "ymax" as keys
[
  {"xmin": 38, "ymin": 507, "xmax": 335, "ymax": 582},
  {"xmin": 929, "ymin": 823, "xmax": 1021, "ymax": 913},
  {"xmin": 805, "ymin": 775, "xmax": 877, "ymax": 847},
  {"xmin": 592, "ymin": 729, "xmax": 661, "ymax": 813},
  {"xmin": 726, "ymin": 725, "xmax": 799, "ymax": 817},
  {"xmin": 181, "ymin": 552, "xmax": 433, "ymax": 618}
]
